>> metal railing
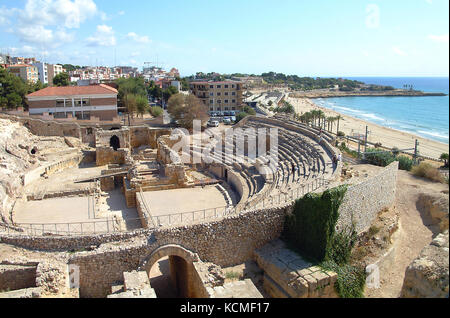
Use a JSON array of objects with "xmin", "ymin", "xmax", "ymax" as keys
[
  {"xmin": 1, "ymin": 210, "xmax": 144, "ymax": 236},
  {"xmin": 151, "ymin": 206, "xmax": 231, "ymax": 227},
  {"xmin": 247, "ymin": 176, "xmax": 327, "ymax": 210}
]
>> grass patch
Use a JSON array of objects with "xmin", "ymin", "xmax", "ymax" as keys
[
  {"xmin": 411, "ymin": 162, "xmax": 445, "ymax": 183},
  {"xmin": 368, "ymin": 225, "xmax": 380, "ymax": 237},
  {"xmin": 225, "ymin": 271, "xmax": 242, "ymax": 280}
]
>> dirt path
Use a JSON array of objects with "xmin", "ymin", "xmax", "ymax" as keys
[{"xmin": 366, "ymin": 171, "xmax": 446, "ymax": 297}]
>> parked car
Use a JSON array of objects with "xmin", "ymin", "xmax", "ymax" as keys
[
  {"xmin": 230, "ymin": 111, "xmax": 236, "ymax": 116},
  {"xmin": 223, "ymin": 117, "xmax": 232, "ymax": 125},
  {"xmin": 208, "ymin": 120, "xmax": 220, "ymax": 127},
  {"xmin": 224, "ymin": 111, "xmax": 231, "ymax": 116}
]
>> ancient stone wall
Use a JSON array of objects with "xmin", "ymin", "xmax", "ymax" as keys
[
  {"xmin": 0, "ymin": 263, "xmax": 38, "ymax": 291},
  {"xmin": 337, "ymin": 161, "xmax": 398, "ymax": 233},
  {"xmin": 0, "ymin": 113, "xmax": 81, "ymax": 139}
]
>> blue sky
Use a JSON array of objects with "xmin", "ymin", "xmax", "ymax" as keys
[{"xmin": 0, "ymin": 0, "xmax": 448, "ymax": 77}]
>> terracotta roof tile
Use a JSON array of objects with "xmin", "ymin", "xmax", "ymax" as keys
[{"xmin": 26, "ymin": 84, "xmax": 118, "ymax": 98}]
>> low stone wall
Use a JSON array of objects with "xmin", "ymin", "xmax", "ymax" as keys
[
  {"xmin": 0, "ymin": 113, "xmax": 81, "ymax": 138},
  {"xmin": 23, "ymin": 152, "xmax": 83, "ymax": 186},
  {"xmin": 337, "ymin": 161, "xmax": 398, "ymax": 233}
]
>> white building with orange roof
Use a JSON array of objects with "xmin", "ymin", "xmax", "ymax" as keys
[{"xmin": 26, "ymin": 84, "xmax": 118, "ymax": 121}]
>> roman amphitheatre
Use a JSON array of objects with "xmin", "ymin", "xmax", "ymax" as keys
[{"xmin": 0, "ymin": 111, "xmax": 448, "ymax": 298}]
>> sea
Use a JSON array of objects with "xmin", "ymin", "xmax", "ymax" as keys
[{"xmin": 313, "ymin": 77, "xmax": 449, "ymax": 145}]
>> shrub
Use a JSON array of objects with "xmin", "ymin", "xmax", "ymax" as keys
[
  {"xmin": 397, "ymin": 155, "xmax": 413, "ymax": 171},
  {"xmin": 337, "ymin": 131, "xmax": 345, "ymax": 137},
  {"xmin": 283, "ymin": 185, "xmax": 348, "ymax": 262},
  {"xmin": 440, "ymin": 153, "xmax": 449, "ymax": 168},
  {"xmin": 364, "ymin": 148, "xmax": 396, "ymax": 167},
  {"xmin": 411, "ymin": 163, "xmax": 445, "ymax": 183},
  {"xmin": 320, "ymin": 261, "xmax": 366, "ymax": 298},
  {"xmin": 150, "ymin": 106, "xmax": 163, "ymax": 117},
  {"xmin": 235, "ymin": 112, "xmax": 248, "ymax": 123}
]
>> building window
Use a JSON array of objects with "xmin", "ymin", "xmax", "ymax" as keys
[
  {"xmin": 210, "ymin": 107, "xmax": 214, "ymax": 111},
  {"xmin": 74, "ymin": 100, "xmax": 82, "ymax": 107},
  {"xmin": 224, "ymin": 100, "xmax": 229, "ymax": 103},
  {"xmin": 224, "ymin": 92, "xmax": 229, "ymax": 96},
  {"xmin": 232, "ymin": 99, "xmax": 236, "ymax": 103},
  {"xmin": 56, "ymin": 100, "xmax": 65, "ymax": 107},
  {"xmin": 232, "ymin": 107, "xmax": 236, "ymax": 110},
  {"xmin": 216, "ymin": 85, "xmax": 221, "ymax": 88},
  {"xmin": 209, "ymin": 92, "xmax": 214, "ymax": 96},
  {"xmin": 217, "ymin": 92, "xmax": 221, "ymax": 96},
  {"xmin": 210, "ymin": 85, "xmax": 214, "ymax": 89},
  {"xmin": 224, "ymin": 107, "xmax": 229, "ymax": 110},
  {"xmin": 210, "ymin": 100, "xmax": 214, "ymax": 104},
  {"xmin": 232, "ymin": 85, "xmax": 235, "ymax": 88},
  {"xmin": 217, "ymin": 100, "xmax": 221, "ymax": 104},
  {"xmin": 232, "ymin": 92, "xmax": 236, "ymax": 96},
  {"xmin": 225, "ymin": 85, "xmax": 229, "ymax": 88}
]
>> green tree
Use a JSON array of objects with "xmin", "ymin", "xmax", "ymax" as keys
[
  {"xmin": 0, "ymin": 68, "xmax": 31, "ymax": 109},
  {"xmin": 163, "ymin": 85, "xmax": 178, "ymax": 102},
  {"xmin": 53, "ymin": 72, "xmax": 70, "ymax": 86},
  {"xmin": 135, "ymin": 95, "xmax": 149, "ymax": 118},
  {"xmin": 123, "ymin": 94, "xmax": 137, "ymax": 122},
  {"xmin": 167, "ymin": 93, "xmax": 209, "ymax": 130},
  {"xmin": 150, "ymin": 106, "xmax": 163, "ymax": 117},
  {"xmin": 440, "ymin": 153, "xmax": 449, "ymax": 167}
]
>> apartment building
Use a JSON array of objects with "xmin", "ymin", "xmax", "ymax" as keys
[
  {"xmin": 47, "ymin": 64, "xmax": 64, "ymax": 85},
  {"xmin": 189, "ymin": 81, "xmax": 244, "ymax": 111},
  {"xmin": 26, "ymin": 84, "xmax": 118, "ymax": 121},
  {"xmin": 32, "ymin": 62, "xmax": 49, "ymax": 84},
  {"xmin": 7, "ymin": 64, "xmax": 39, "ymax": 83}
]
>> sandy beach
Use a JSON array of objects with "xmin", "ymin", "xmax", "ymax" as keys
[{"xmin": 286, "ymin": 95, "xmax": 449, "ymax": 160}]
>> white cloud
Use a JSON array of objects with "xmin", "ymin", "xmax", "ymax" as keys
[
  {"xmin": 393, "ymin": 46, "xmax": 407, "ymax": 56},
  {"xmin": 130, "ymin": 51, "xmax": 141, "ymax": 57},
  {"xmin": 15, "ymin": 25, "xmax": 74, "ymax": 46},
  {"xmin": 118, "ymin": 11, "xmax": 125, "ymax": 16},
  {"xmin": 127, "ymin": 32, "xmax": 150, "ymax": 44},
  {"xmin": 428, "ymin": 34, "xmax": 449, "ymax": 43},
  {"xmin": 87, "ymin": 25, "xmax": 116, "ymax": 47},
  {"xmin": 18, "ymin": 0, "xmax": 98, "ymax": 29},
  {"xmin": 4, "ymin": 0, "xmax": 97, "ymax": 48}
]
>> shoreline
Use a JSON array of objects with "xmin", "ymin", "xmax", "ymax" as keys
[
  {"xmin": 286, "ymin": 96, "xmax": 449, "ymax": 160},
  {"xmin": 289, "ymin": 91, "xmax": 447, "ymax": 98}
]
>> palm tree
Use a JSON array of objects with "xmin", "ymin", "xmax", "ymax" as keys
[
  {"xmin": 317, "ymin": 110, "xmax": 325, "ymax": 128},
  {"xmin": 335, "ymin": 115, "xmax": 342, "ymax": 134},
  {"xmin": 327, "ymin": 116, "xmax": 335, "ymax": 132}
]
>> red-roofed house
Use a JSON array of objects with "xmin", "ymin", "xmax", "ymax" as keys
[{"xmin": 26, "ymin": 84, "xmax": 118, "ymax": 121}]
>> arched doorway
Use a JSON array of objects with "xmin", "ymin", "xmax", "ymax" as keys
[
  {"xmin": 110, "ymin": 135, "xmax": 120, "ymax": 151},
  {"xmin": 140, "ymin": 245, "xmax": 199, "ymax": 298}
]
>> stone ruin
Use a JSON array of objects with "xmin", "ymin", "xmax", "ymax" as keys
[{"xmin": 0, "ymin": 112, "xmax": 416, "ymax": 299}]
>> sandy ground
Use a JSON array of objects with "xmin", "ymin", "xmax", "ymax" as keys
[
  {"xmin": 142, "ymin": 186, "xmax": 227, "ymax": 218},
  {"xmin": 13, "ymin": 196, "xmax": 94, "ymax": 224},
  {"xmin": 287, "ymin": 96, "xmax": 449, "ymax": 160},
  {"xmin": 365, "ymin": 170, "xmax": 447, "ymax": 297}
]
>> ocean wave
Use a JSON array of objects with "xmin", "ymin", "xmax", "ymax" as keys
[{"xmin": 417, "ymin": 130, "xmax": 449, "ymax": 140}]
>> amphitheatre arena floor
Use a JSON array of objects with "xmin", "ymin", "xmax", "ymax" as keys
[
  {"xmin": 13, "ymin": 196, "xmax": 96, "ymax": 224},
  {"xmin": 143, "ymin": 186, "xmax": 228, "ymax": 219}
]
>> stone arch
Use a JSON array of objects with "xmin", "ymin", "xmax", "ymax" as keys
[
  {"xmin": 110, "ymin": 135, "xmax": 120, "ymax": 151},
  {"xmin": 139, "ymin": 244, "xmax": 200, "ymax": 298},
  {"xmin": 139, "ymin": 244, "xmax": 199, "ymax": 274}
]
